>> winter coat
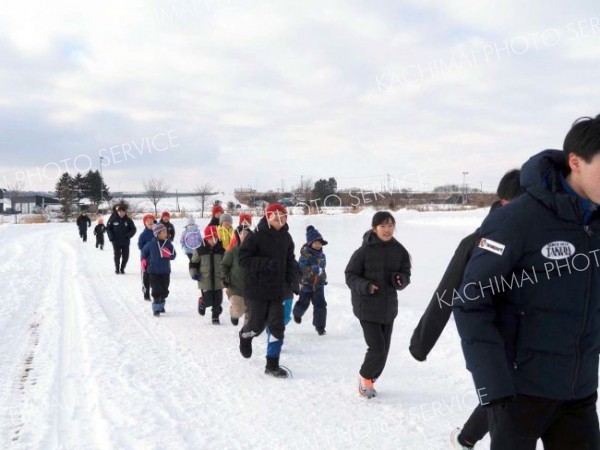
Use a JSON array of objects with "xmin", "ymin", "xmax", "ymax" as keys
[
  {"xmin": 299, "ymin": 245, "xmax": 327, "ymax": 292},
  {"xmin": 106, "ymin": 214, "xmax": 137, "ymax": 246},
  {"xmin": 345, "ymin": 231, "xmax": 411, "ymax": 324},
  {"xmin": 238, "ymin": 216, "xmax": 301, "ymax": 301},
  {"xmin": 409, "ymin": 202, "xmax": 502, "ymax": 361},
  {"xmin": 217, "ymin": 224, "xmax": 234, "ymax": 250},
  {"xmin": 138, "ymin": 228, "xmax": 154, "ymax": 252},
  {"xmin": 208, "ymin": 217, "xmax": 220, "ymax": 227},
  {"xmin": 76, "ymin": 215, "xmax": 91, "ymax": 229},
  {"xmin": 190, "ymin": 241, "xmax": 225, "ymax": 291},
  {"xmin": 221, "ymin": 243, "xmax": 245, "ymax": 297},
  {"xmin": 454, "ymin": 149, "xmax": 600, "ymax": 403},
  {"xmin": 141, "ymin": 238, "xmax": 176, "ymax": 274},
  {"xmin": 93, "ymin": 224, "xmax": 106, "ymax": 236},
  {"xmin": 160, "ymin": 219, "xmax": 176, "ymax": 241},
  {"xmin": 180, "ymin": 224, "xmax": 201, "ymax": 254}
]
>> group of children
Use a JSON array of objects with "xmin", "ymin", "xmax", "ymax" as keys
[{"xmin": 86, "ymin": 202, "xmax": 413, "ymax": 391}]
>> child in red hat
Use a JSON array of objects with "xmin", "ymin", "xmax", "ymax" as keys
[
  {"xmin": 189, "ymin": 225, "xmax": 226, "ymax": 324},
  {"xmin": 160, "ymin": 211, "xmax": 175, "ymax": 241},
  {"xmin": 209, "ymin": 205, "xmax": 224, "ymax": 226},
  {"xmin": 138, "ymin": 214, "xmax": 156, "ymax": 300}
]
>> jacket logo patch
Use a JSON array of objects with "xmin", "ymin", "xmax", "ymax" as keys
[
  {"xmin": 478, "ymin": 238, "xmax": 505, "ymax": 256},
  {"xmin": 541, "ymin": 241, "xmax": 575, "ymax": 260}
]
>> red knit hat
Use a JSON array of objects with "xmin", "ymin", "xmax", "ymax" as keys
[
  {"xmin": 143, "ymin": 214, "xmax": 155, "ymax": 224},
  {"xmin": 212, "ymin": 205, "xmax": 224, "ymax": 216},
  {"xmin": 161, "ymin": 211, "xmax": 170, "ymax": 218},
  {"xmin": 204, "ymin": 225, "xmax": 219, "ymax": 241},
  {"xmin": 239, "ymin": 213, "xmax": 252, "ymax": 226},
  {"xmin": 266, "ymin": 203, "xmax": 287, "ymax": 216}
]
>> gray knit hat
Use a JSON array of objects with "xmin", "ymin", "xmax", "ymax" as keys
[{"xmin": 220, "ymin": 213, "xmax": 233, "ymax": 224}]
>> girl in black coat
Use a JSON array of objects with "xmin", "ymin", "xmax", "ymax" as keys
[{"xmin": 345, "ymin": 211, "xmax": 411, "ymax": 399}]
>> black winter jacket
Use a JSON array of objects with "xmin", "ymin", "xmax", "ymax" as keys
[
  {"xmin": 454, "ymin": 150, "xmax": 600, "ymax": 403},
  {"xmin": 76, "ymin": 214, "xmax": 91, "ymax": 229},
  {"xmin": 106, "ymin": 214, "xmax": 137, "ymax": 246},
  {"xmin": 238, "ymin": 217, "xmax": 300, "ymax": 301},
  {"xmin": 345, "ymin": 231, "xmax": 411, "ymax": 324},
  {"xmin": 160, "ymin": 219, "xmax": 176, "ymax": 241}
]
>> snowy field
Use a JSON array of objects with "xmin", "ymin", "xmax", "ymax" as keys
[{"xmin": 0, "ymin": 208, "xmax": 568, "ymax": 449}]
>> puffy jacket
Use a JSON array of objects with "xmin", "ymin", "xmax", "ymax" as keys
[
  {"xmin": 454, "ymin": 149, "xmax": 600, "ymax": 403},
  {"xmin": 345, "ymin": 231, "xmax": 411, "ymax": 324},
  {"xmin": 141, "ymin": 238, "xmax": 176, "ymax": 274},
  {"xmin": 138, "ymin": 228, "xmax": 154, "ymax": 252},
  {"xmin": 190, "ymin": 241, "xmax": 225, "ymax": 291},
  {"xmin": 238, "ymin": 217, "xmax": 301, "ymax": 301},
  {"xmin": 76, "ymin": 215, "xmax": 91, "ymax": 229},
  {"xmin": 221, "ymin": 244, "xmax": 245, "ymax": 297},
  {"xmin": 299, "ymin": 245, "xmax": 327, "ymax": 291},
  {"xmin": 106, "ymin": 214, "xmax": 137, "ymax": 246}
]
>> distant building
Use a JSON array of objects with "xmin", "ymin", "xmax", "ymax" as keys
[
  {"xmin": 0, "ymin": 188, "xmax": 5, "ymax": 213},
  {"xmin": 7, "ymin": 193, "xmax": 60, "ymax": 214}
]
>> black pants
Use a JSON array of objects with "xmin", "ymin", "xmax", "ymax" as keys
[
  {"xmin": 242, "ymin": 298, "xmax": 285, "ymax": 341},
  {"xmin": 79, "ymin": 227, "xmax": 88, "ymax": 242},
  {"xmin": 359, "ymin": 320, "xmax": 394, "ymax": 380},
  {"xmin": 149, "ymin": 273, "xmax": 170, "ymax": 301},
  {"xmin": 488, "ymin": 392, "xmax": 600, "ymax": 450},
  {"xmin": 202, "ymin": 290, "xmax": 223, "ymax": 319},
  {"xmin": 95, "ymin": 234, "xmax": 104, "ymax": 249},
  {"xmin": 292, "ymin": 286, "xmax": 327, "ymax": 329},
  {"xmin": 142, "ymin": 271, "xmax": 150, "ymax": 298},
  {"xmin": 186, "ymin": 253, "xmax": 192, "ymax": 262},
  {"xmin": 461, "ymin": 404, "xmax": 488, "ymax": 445},
  {"xmin": 112, "ymin": 244, "xmax": 130, "ymax": 271}
]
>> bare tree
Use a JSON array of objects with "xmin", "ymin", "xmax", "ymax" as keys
[
  {"xmin": 143, "ymin": 178, "xmax": 170, "ymax": 216},
  {"xmin": 4, "ymin": 180, "xmax": 24, "ymax": 213},
  {"xmin": 194, "ymin": 182, "xmax": 218, "ymax": 218},
  {"xmin": 293, "ymin": 177, "xmax": 313, "ymax": 202}
]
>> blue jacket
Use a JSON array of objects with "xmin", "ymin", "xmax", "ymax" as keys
[
  {"xmin": 138, "ymin": 228, "xmax": 154, "ymax": 252},
  {"xmin": 299, "ymin": 245, "xmax": 327, "ymax": 291},
  {"xmin": 141, "ymin": 238, "xmax": 176, "ymax": 274},
  {"xmin": 454, "ymin": 149, "xmax": 600, "ymax": 403}
]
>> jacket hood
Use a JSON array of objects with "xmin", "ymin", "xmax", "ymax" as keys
[
  {"xmin": 256, "ymin": 216, "xmax": 289, "ymax": 234},
  {"xmin": 520, "ymin": 149, "xmax": 588, "ymax": 223},
  {"xmin": 361, "ymin": 230, "xmax": 399, "ymax": 247}
]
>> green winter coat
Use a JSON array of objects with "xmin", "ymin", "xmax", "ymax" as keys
[
  {"xmin": 189, "ymin": 242, "xmax": 225, "ymax": 291},
  {"xmin": 221, "ymin": 244, "xmax": 245, "ymax": 297}
]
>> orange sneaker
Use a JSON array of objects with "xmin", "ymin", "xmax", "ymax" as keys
[{"xmin": 358, "ymin": 375, "xmax": 377, "ymax": 398}]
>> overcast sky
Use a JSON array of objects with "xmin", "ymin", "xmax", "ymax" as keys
[{"xmin": 1, "ymin": 0, "xmax": 599, "ymax": 195}]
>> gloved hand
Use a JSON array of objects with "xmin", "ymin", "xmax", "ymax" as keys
[
  {"xmin": 368, "ymin": 284, "xmax": 379, "ymax": 295},
  {"xmin": 267, "ymin": 259, "xmax": 280, "ymax": 273},
  {"xmin": 191, "ymin": 273, "xmax": 201, "ymax": 281},
  {"xmin": 391, "ymin": 272, "xmax": 405, "ymax": 289},
  {"xmin": 141, "ymin": 259, "xmax": 148, "ymax": 271},
  {"xmin": 161, "ymin": 247, "xmax": 173, "ymax": 258}
]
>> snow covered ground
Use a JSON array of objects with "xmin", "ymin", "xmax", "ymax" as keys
[{"xmin": 0, "ymin": 209, "xmax": 564, "ymax": 449}]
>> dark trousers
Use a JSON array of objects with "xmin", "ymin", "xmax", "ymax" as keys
[
  {"xmin": 112, "ymin": 244, "xmax": 130, "ymax": 271},
  {"xmin": 488, "ymin": 392, "xmax": 599, "ymax": 450},
  {"xmin": 242, "ymin": 298, "xmax": 285, "ymax": 342},
  {"xmin": 149, "ymin": 273, "xmax": 170, "ymax": 301},
  {"xmin": 79, "ymin": 227, "xmax": 88, "ymax": 242},
  {"xmin": 95, "ymin": 234, "xmax": 104, "ymax": 249},
  {"xmin": 202, "ymin": 290, "xmax": 223, "ymax": 319},
  {"xmin": 359, "ymin": 320, "xmax": 394, "ymax": 380},
  {"xmin": 292, "ymin": 286, "xmax": 327, "ymax": 329},
  {"xmin": 461, "ymin": 404, "xmax": 488, "ymax": 445},
  {"xmin": 186, "ymin": 253, "xmax": 192, "ymax": 262},
  {"xmin": 142, "ymin": 271, "xmax": 150, "ymax": 298}
]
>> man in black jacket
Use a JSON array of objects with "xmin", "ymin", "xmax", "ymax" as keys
[
  {"xmin": 409, "ymin": 169, "xmax": 523, "ymax": 449},
  {"xmin": 454, "ymin": 115, "xmax": 600, "ymax": 449},
  {"xmin": 238, "ymin": 203, "xmax": 300, "ymax": 378},
  {"xmin": 76, "ymin": 212, "xmax": 91, "ymax": 242},
  {"xmin": 106, "ymin": 206, "xmax": 137, "ymax": 274}
]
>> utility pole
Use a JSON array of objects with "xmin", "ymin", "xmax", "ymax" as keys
[
  {"xmin": 99, "ymin": 156, "xmax": 107, "ymax": 212},
  {"xmin": 462, "ymin": 171, "xmax": 469, "ymax": 204}
]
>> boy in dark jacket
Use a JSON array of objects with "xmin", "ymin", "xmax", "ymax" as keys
[
  {"xmin": 76, "ymin": 212, "xmax": 91, "ymax": 242},
  {"xmin": 345, "ymin": 211, "xmax": 411, "ymax": 398},
  {"xmin": 160, "ymin": 211, "xmax": 175, "ymax": 241},
  {"xmin": 141, "ymin": 223, "xmax": 176, "ymax": 316},
  {"xmin": 138, "ymin": 214, "xmax": 156, "ymax": 301},
  {"xmin": 409, "ymin": 170, "xmax": 523, "ymax": 450},
  {"xmin": 93, "ymin": 217, "xmax": 106, "ymax": 250},
  {"xmin": 454, "ymin": 115, "xmax": 600, "ymax": 449},
  {"xmin": 106, "ymin": 206, "xmax": 137, "ymax": 274},
  {"xmin": 190, "ymin": 225, "xmax": 225, "ymax": 324},
  {"xmin": 238, "ymin": 203, "xmax": 301, "ymax": 378},
  {"xmin": 292, "ymin": 225, "xmax": 328, "ymax": 335}
]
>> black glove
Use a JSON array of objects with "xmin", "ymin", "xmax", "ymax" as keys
[
  {"xmin": 266, "ymin": 259, "xmax": 280, "ymax": 273},
  {"xmin": 191, "ymin": 273, "xmax": 201, "ymax": 281},
  {"xmin": 391, "ymin": 272, "xmax": 405, "ymax": 290},
  {"xmin": 291, "ymin": 283, "xmax": 300, "ymax": 295}
]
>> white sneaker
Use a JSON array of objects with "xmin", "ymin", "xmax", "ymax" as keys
[{"xmin": 450, "ymin": 428, "xmax": 471, "ymax": 449}]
